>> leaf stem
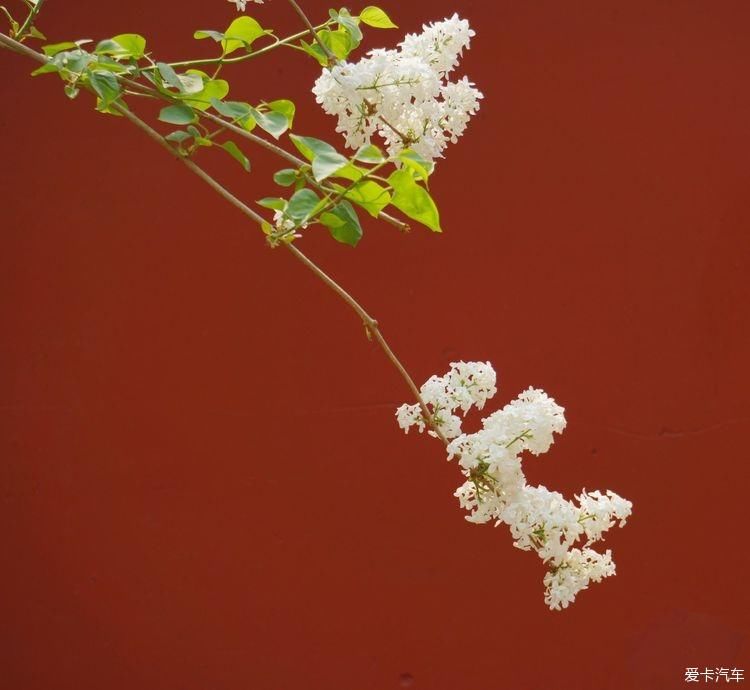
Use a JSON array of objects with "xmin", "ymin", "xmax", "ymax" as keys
[{"xmin": 15, "ymin": 0, "xmax": 44, "ymax": 41}]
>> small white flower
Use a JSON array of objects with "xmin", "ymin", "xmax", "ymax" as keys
[
  {"xmin": 543, "ymin": 548, "xmax": 616, "ymax": 611},
  {"xmin": 395, "ymin": 403, "xmax": 424, "ymax": 434},
  {"xmin": 575, "ymin": 489, "xmax": 633, "ymax": 544},
  {"xmin": 399, "ymin": 14, "xmax": 475, "ymax": 77},
  {"xmin": 272, "ymin": 209, "xmax": 295, "ymax": 232},
  {"xmin": 229, "ymin": 0, "xmax": 263, "ymax": 11}
]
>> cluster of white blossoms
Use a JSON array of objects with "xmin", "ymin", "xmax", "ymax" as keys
[
  {"xmin": 396, "ymin": 362, "xmax": 632, "ymax": 610},
  {"xmin": 396, "ymin": 360, "xmax": 497, "ymax": 439},
  {"xmin": 312, "ymin": 14, "xmax": 483, "ymax": 161}
]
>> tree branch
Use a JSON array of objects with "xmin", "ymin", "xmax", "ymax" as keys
[
  {"xmin": 0, "ymin": 28, "xmax": 45, "ymax": 61},
  {"xmin": 0, "ymin": 29, "xmax": 445, "ymax": 444}
]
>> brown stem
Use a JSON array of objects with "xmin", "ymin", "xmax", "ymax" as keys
[
  {"xmin": 114, "ymin": 106, "xmax": 267, "ymax": 226},
  {"xmin": 377, "ymin": 114, "xmax": 413, "ymax": 145},
  {"xmin": 284, "ymin": 243, "xmax": 448, "ymax": 445},
  {"xmin": 286, "ymin": 0, "xmax": 335, "ymax": 63},
  {"xmin": 0, "ymin": 28, "xmax": 44, "ymax": 61}
]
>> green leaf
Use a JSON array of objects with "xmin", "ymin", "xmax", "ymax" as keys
[
  {"xmin": 156, "ymin": 62, "xmax": 184, "ymax": 91},
  {"xmin": 28, "ymin": 26, "xmax": 46, "ymax": 41},
  {"xmin": 96, "ymin": 98, "xmax": 127, "ymax": 117},
  {"xmin": 312, "ymin": 150, "xmax": 349, "ymax": 182},
  {"xmin": 177, "ymin": 72, "xmax": 204, "ymax": 95},
  {"xmin": 398, "ymin": 148, "xmax": 433, "ymax": 183},
  {"xmin": 266, "ymin": 99, "xmax": 295, "ymax": 129},
  {"xmin": 273, "ymin": 169, "xmax": 298, "ymax": 187},
  {"xmin": 299, "ymin": 39, "xmax": 328, "ymax": 67},
  {"xmin": 359, "ymin": 6, "xmax": 398, "ymax": 29},
  {"xmin": 249, "ymin": 107, "xmax": 288, "ymax": 139},
  {"xmin": 221, "ymin": 141, "xmax": 251, "ymax": 172},
  {"xmin": 258, "ymin": 197, "xmax": 286, "ymax": 211},
  {"xmin": 354, "ymin": 144, "xmax": 385, "ymax": 164},
  {"xmin": 193, "ymin": 29, "xmax": 225, "ymax": 42},
  {"xmin": 179, "ymin": 72, "xmax": 229, "ymax": 111},
  {"xmin": 88, "ymin": 70, "xmax": 121, "ymax": 109},
  {"xmin": 89, "ymin": 56, "xmax": 131, "ymax": 73},
  {"xmin": 112, "ymin": 33, "xmax": 146, "ymax": 58},
  {"xmin": 288, "ymin": 135, "xmax": 353, "ymax": 179},
  {"xmin": 317, "ymin": 28, "xmax": 353, "ymax": 60},
  {"xmin": 210, "ymin": 98, "xmax": 251, "ymax": 120},
  {"xmin": 95, "ymin": 33, "xmax": 146, "ymax": 59},
  {"xmin": 42, "ymin": 41, "xmax": 77, "ymax": 56},
  {"xmin": 222, "ymin": 16, "xmax": 267, "ymax": 55},
  {"xmin": 31, "ymin": 62, "xmax": 58, "ymax": 76},
  {"xmin": 286, "ymin": 189, "xmax": 321, "ymax": 223},
  {"xmin": 158, "ymin": 103, "xmax": 196, "ymax": 125},
  {"xmin": 336, "ymin": 8, "xmax": 362, "ymax": 45},
  {"xmin": 338, "ymin": 180, "xmax": 391, "ymax": 217},
  {"xmin": 330, "ymin": 163, "xmax": 365, "ymax": 182},
  {"xmin": 165, "ymin": 130, "xmax": 192, "ymax": 143},
  {"xmin": 288, "ymin": 134, "xmax": 338, "ymax": 162},
  {"xmin": 388, "ymin": 169, "xmax": 441, "ymax": 232},
  {"xmin": 320, "ymin": 200, "xmax": 363, "ymax": 246},
  {"xmin": 94, "ymin": 39, "xmax": 122, "ymax": 55},
  {"xmin": 48, "ymin": 50, "xmax": 93, "ymax": 75}
]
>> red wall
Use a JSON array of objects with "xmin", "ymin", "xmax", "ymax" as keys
[{"xmin": 1, "ymin": 1, "xmax": 748, "ymax": 688}]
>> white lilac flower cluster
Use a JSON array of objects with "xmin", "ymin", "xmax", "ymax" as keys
[
  {"xmin": 312, "ymin": 14, "xmax": 483, "ymax": 162},
  {"xmin": 395, "ymin": 362, "xmax": 633, "ymax": 610}
]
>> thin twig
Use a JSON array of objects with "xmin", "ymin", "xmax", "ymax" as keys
[
  {"xmin": 15, "ymin": 0, "xmax": 45, "ymax": 41},
  {"xmin": 286, "ymin": 0, "xmax": 335, "ymax": 63},
  {"xmin": 204, "ymin": 110, "xmax": 303, "ymax": 166},
  {"xmin": 140, "ymin": 22, "xmax": 332, "ymax": 72},
  {"xmin": 284, "ymin": 243, "xmax": 448, "ymax": 445}
]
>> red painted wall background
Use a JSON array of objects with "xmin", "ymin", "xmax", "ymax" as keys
[{"xmin": 1, "ymin": 1, "xmax": 748, "ymax": 688}]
